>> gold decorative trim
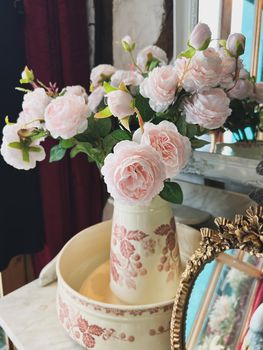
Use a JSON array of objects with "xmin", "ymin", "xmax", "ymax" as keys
[{"xmin": 170, "ymin": 206, "xmax": 263, "ymax": 350}]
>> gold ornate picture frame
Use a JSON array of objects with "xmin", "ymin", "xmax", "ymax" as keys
[{"xmin": 170, "ymin": 206, "xmax": 263, "ymax": 350}]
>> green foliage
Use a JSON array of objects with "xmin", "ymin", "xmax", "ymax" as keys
[
  {"xmin": 70, "ymin": 141, "xmax": 105, "ymax": 167},
  {"xmin": 159, "ymin": 182, "xmax": 183, "ymax": 204},
  {"xmin": 103, "ymin": 129, "xmax": 131, "ymax": 154},
  {"xmin": 178, "ymin": 47, "xmax": 196, "ymax": 59},
  {"xmin": 50, "ymin": 144, "xmax": 66, "ymax": 162},
  {"xmin": 134, "ymin": 94, "xmax": 155, "ymax": 122}
]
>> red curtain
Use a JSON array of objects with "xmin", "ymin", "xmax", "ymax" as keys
[{"xmin": 23, "ymin": 0, "xmax": 104, "ymax": 274}]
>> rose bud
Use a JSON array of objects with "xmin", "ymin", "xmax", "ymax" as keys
[
  {"xmin": 226, "ymin": 33, "xmax": 246, "ymax": 57},
  {"xmin": 189, "ymin": 23, "xmax": 212, "ymax": 50},
  {"xmin": 107, "ymin": 90, "xmax": 134, "ymax": 119},
  {"xmin": 121, "ymin": 35, "xmax": 135, "ymax": 52}
]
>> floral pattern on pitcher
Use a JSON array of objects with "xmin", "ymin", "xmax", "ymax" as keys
[
  {"xmin": 110, "ymin": 224, "xmax": 149, "ymax": 290},
  {"xmin": 58, "ymin": 296, "xmax": 135, "ymax": 349},
  {"xmin": 154, "ymin": 217, "xmax": 179, "ymax": 283},
  {"xmin": 110, "ymin": 217, "xmax": 179, "ymax": 290}
]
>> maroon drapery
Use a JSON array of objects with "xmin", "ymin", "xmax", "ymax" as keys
[{"xmin": 23, "ymin": 0, "xmax": 104, "ymax": 274}]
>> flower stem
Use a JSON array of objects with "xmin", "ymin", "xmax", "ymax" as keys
[{"xmin": 128, "ymin": 51, "xmax": 143, "ymax": 74}]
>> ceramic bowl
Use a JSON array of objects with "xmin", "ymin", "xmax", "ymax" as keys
[{"xmin": 56, "ymin": 220, "xmax": 200, "ymax": 349}]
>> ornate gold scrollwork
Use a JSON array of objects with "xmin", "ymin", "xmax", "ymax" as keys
[{"xmin": 170, "ymin": 206, "xmax": 263, "ymax": 350}]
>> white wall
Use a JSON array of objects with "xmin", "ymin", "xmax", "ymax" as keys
[{"xmin": 113, "ymin": 0, "xmax": 165, "ymax": 68}]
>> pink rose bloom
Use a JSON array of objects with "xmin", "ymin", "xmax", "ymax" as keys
[
  {"xmin": 227, "ymin": 79, "xmax": 253, "ymax": 100},
  {"xmin": 17, "ymin": 111, "xmax": 43, "ymax": 129},
  {"xmin": 178, "ymin": 48, "xmax": 222, "ymax": 92},
  {"xmin": 239, "ymin": 68, "xmax": 249, "ymax": 79},
  {"xmin": 88, "ymin": 86, "xmax": 105, "ymax": 113},
  {"xmin": 22, "ymin": 88, "xmax": 51, "ymax": 120},
  {"xmin": 107, "ymin": 90, "xmax": 134, "ymax": 119},
  {"xmin": 140, "ymin": 65, "xmax": 178, "ymax": 112},
  {"xmin": 90, "ymin": 64, "xmax": 116, "ymax": 88},
  {"xmin": 217, "ymin": 47, "xmax": 237, "ymax": 89},
  {"xmin": 189, "ymin": 23, "xmax": 211, "ymax": 50},
  {"xmin": 184, "ymin": 88, "xmax": 231, "ymax": 129},
  {"xmin": 44, "ymin": 94, "xmax": 89, "ymax": 139},
  {"xmin": 254, "ymin": 82, "xmax": 263, "ymax": 103},
  {"xmin": 133, "ymin": 121, "xmax": 191, "ymax": 178},
  {"xmin": 1, "ymin": 123, "xmax": 45, "ymax": 170},
  {"xmin": 174, "ymin": 56, "xmax": 190, "ymax": 82},
  {"xmin": 65, "ymin": 85, "xmax": 88, "ymax": 103},
  {"xmin": 110, "ymin": 70, "xmax": 143, "ymax": 88},
  {"xmin": 101, "ymin": 141, "xmax": 166, "ymax": 204},
  {"xmin": 136, "ymin": 45, "xmax": 168, "ymax": 72}
]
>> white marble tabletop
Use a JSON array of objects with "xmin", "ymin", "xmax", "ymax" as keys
[{"xmin": 0, "ymin": 280, "xmax": 82, "ymax": 350}]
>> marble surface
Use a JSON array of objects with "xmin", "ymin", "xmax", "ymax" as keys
[{"xmin": 0, "ymin": 280, "xmax": 82, "ymax": 350}]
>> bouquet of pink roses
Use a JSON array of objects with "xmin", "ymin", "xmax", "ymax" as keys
[{"xmin": 2, "ymin": 23, "xmax": 262, "ymax": 204}]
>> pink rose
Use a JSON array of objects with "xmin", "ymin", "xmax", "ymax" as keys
[
  {"xmin": 44, "ymin": 94, "xmax": 89, "ymax": 139},
  {"xmin": 1, "ymin": 123, "xmax": 45, "ymax": 170},
  {"xmin": 217, "ymin": 47, "xmax": 237, "ymax": 89},
  {"xmin": 65, "ymin": 85, "xmax": 88, "ymax": 103},
  {"xmin": 176, "ymin": 48, "xmax": 222, "ymax": 92},
  {"xmin": 22, "ymin": 88, "xmax": 51, "ymax": 120},
  {"xmin": 90, "ymin": 64, "xmax": 116, "ymax": 88},
  {"xmin": 226, "ymin": 33, "xmax": 246, "ymax": 57},
  {"xmin": 110, "ymin": 70, "xmax": 143, "ymax": 88},
  {"xmin": 17, "ymin": 111, "xmax": 43, "ymax": 129},
  {"xmin": 227, "ymin": 79, "xmax": 253, "ymax": 100},
  {"xmin": 101, "ymin": 141, "xmax": 166, "ymax": 204},
  {"xmin": 88, "ymin": 86, "xmax": 105, "ymax": 113},
  {"xmin": 184, "ymin": 88, "xmax": 231, "ymax": 129},
  {"xmin": 254, "ymin": 82, "xmax": 263, "ymax": 103},
  {"xmin": 136, "ymin": 45, "xmax": 168, "ymax": 72},
  {"xmin": 140, "ymin": 65, "xmax": 178, "ymax": 112},
  {"xmin": 173, "ymin": 56, "xmax": 190, "ymax": 82},
  {"xmin": 107, "ymin": 90, "xmax": 134, "ymax": 119},
  {"xmin": 189, "ymin": 23, "xmax": 211, "ymax": 50},
  {"xmin": 133, "ymin": 121, "xmax": 191, "ymax": 178}
]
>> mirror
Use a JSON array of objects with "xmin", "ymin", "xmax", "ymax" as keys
[
  {"xmin": 196, "ymin": 0, "xmax": 263, "ymax": 157},
  {"xmin": 170, "ymin": 205, "xmax": 263, "ymax": 349}
]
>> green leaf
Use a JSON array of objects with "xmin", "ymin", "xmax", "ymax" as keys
[
  {"xmin": 199, "ymin": 37, "xmax": 211, "ymax": 50},
  {"xmin": 8, "ymin": 142, "xmax": 22, "ymax": 150},
  {"xmin": 159, "ymin": 182, "xmax": 183, "ymax": 204},
  {"xmin": 60, "ymin": 138, "xmax": 76, "ymax": 149},
  {"xmin": 30, "ymin": 130, "xmax": 48, "ymax": 142},
  {"xmin": 103, "ymin": 129, "xmax": 131, "ymax": 154},
  {"xmin": 29, "ymin": 146, "xmax": 42, "ymax": 152},
  {"xmin": 219, "ymin": 39, "xmax": 227, "ymax": 49},
  {"xmin": 176, "ymin": 115, "xmax": 187, "ymax": 136},
  {"xmin": 49, "ymin": 144, "xmax": 66, "ymax": 162},
  {"xmin": 134, "ymin": 94, "xmax": 154, "ymax": 122},
  {"xmin": 70, "ymin": 142, "xmax": 104, "ymax": 167},
  {"xmin": 191, "ymin": 138, "xmax": 210, "ymax": 149},
  {"xmin": 22, "ymin": 147, "xmax": 30, "ymax": 162},
  {"xmin": 97, "ymin": 118, "xmax": 112, "ymax": 137},
  {"xmin": 236, "ymin": 41, "xmax": 245, "ymax": 56},
  {"xmin": 110, "ymin": 129, "xmax": 131, "ymax": 141},
  {"xmin": 178, "ymin": 47, "xmax": 196, "ymax": 59},
  {"xmin": 95, "ymin": 106, "xmax": 112, "ymax": 119},
  {"xmin": 103, "ymin": 81, "xmax": 117, "ymax": 94},
  {"xmin": 103, "ymin": 135, "xmax": 119, "ymax": 154},
  {"xmin": 186, "ymin": 124, "xmax": 198, "ymax": 138},
  {"xmin": 148, "ymin": 59, "xmax": 160, "ymax": 71}
]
